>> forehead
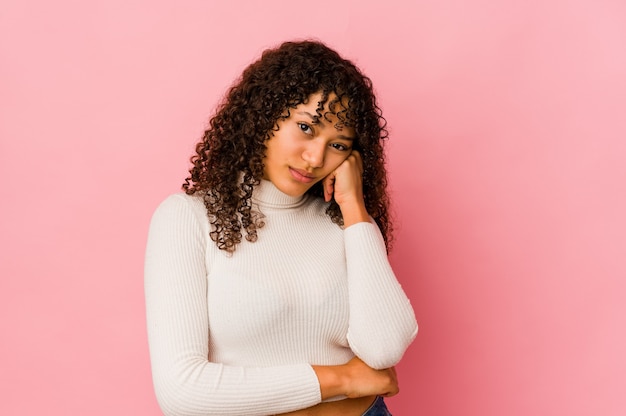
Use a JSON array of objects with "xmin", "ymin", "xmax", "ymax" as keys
[
  {"xmin": 295, "ymin": 92, "xmax": 354, "ymax": 130},
  {"xmin": 302, "ymin": 91, "xmax": 348, "ymax": 110}
]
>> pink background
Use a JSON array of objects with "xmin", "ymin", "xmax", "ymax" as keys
[{"xmin": 1, "ymin": 1, "xmax": 625, "ymax": 415}]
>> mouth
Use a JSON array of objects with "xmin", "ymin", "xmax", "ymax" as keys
[{"xmin": 288, "ymin": 167, "xmax": 316, "ymax": 184}]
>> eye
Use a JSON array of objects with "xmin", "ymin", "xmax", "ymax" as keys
[
  {"xmin": 330, "ymin": 143, "xmax": 351, "ymax": 152},
  {"xmin": 297, "ymin": 122, "xmax": 313, "ymax": 135}
]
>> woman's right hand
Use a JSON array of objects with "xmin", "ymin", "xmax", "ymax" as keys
[
  {"xmin": 312, "ymin": 357, "xmax": 399, "ymax": 400},
  {"xmin": 342, "ymin": 357, "xmax": 399, "ymax": 398}
]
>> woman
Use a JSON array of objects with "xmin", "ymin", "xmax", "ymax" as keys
[{"xmin": 145, "ymin": 40, "xmax": 418, "ymax": 416}]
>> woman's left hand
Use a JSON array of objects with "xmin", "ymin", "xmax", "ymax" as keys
[{"xmin": 323, "ymin": 150, "xmax": 370, "ymax": 226}]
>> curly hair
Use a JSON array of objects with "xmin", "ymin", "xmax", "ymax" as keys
[{"xmin": 183, "ymin": 40, "xmax": 392, "ymax": 253}]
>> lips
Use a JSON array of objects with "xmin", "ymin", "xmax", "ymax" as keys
[{"xmin": 289, "ymin": 167, "xmax": 315, "ymax": 183}]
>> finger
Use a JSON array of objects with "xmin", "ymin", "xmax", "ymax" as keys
[
  {"xmin": 323, "ymin": 173, "xmax": 335, "ymax": 202},
  {"xmin": 350, "ymin": 150, "xmax": 364, "ymax": 174}
]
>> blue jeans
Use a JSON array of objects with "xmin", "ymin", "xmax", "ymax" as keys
[{"xmin": 361, "ymin": 396, "xmax": 392, "ymax": 416}]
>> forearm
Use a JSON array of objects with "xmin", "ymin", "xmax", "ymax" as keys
[
  {"xmin": 149, "ymin": 356, "xmax": 320, "ymax": 416},
  {"xmin": 339, "ymin": 199, "xmax": 370, "ymax": 228}
]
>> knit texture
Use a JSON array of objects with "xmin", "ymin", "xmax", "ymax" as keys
[{"xmin": 145, "ymin": 179, "xmax": 418, "ymax": 416}]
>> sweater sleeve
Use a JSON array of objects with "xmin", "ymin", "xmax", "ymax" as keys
[
  {"xmin": 144, "ymin": 194, "xmax": 322, "ymax": 416},
  {"xmin": 344, "ymin": 221, "xmax": 418, "ymax": 370}
]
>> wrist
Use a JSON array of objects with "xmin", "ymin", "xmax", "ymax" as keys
[
  {"xmin": 311, "ymin": 364, "xmax": 347, "ymax": 400},
  {"xmin": 339, "ymin": 200, "xmax": 369, "ymax": 227}
]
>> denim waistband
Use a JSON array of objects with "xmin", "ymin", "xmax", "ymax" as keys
[{"xmin": 361, "ymin": 396, "xmax": 392, "ymax": 416}]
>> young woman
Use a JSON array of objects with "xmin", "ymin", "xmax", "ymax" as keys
[{"xmin": 145, "ymin": 40, "xmax": 418, "ymax": 416}]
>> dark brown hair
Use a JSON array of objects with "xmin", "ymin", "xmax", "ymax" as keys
[{"xmin": 183, "ymin": 40, "xmax": 392, "ymax": 253}]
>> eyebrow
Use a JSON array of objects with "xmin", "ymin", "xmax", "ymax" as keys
[
  {"xmin": 296, "ymin": 111, "xmax": 320, "ymax": 121},
  {"xmin": 296, "ymin": 111, "xmax": 355, "ymax": 141}
]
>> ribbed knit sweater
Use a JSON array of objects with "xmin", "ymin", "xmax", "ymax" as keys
[{"xmin": 144, "ymin": 179, "xmax": 418, "ymax": 416}]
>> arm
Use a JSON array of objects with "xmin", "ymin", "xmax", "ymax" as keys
[
  {"xmin": 323, "ymin": 151, "xmax": 418, "ymax": 369},
  {"xmin": 343, "ymin": 221, "xmax": 418, "ymax": 369},
  {"xmin": 144, "ymin": 195, "xmax": 321, "ymax": 416},
  {"xmin": 312, "ymin": 357, "xmax": 399, "ymax": 400}
]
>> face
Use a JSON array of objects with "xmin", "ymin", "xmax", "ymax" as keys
[{"xmin": 263, "ymin": 92, "xmax": 356, "ymax": 197}]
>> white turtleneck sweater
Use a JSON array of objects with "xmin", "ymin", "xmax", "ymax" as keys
[{"xmin": 144, "ymin": 180, "xmax": 418, "ymax": 416}]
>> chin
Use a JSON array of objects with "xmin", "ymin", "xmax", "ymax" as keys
[{"xmin": 283, "ymin": 185, "xmax": 308, "ymax": 197}]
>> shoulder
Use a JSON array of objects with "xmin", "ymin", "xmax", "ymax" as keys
[
  {"xmin": 149, "ymin": 192, "xmax": 209, "ymax": 231},
  {"xmin": 154, "ymin": 192, "xmax": 205, "ymax": 212}
]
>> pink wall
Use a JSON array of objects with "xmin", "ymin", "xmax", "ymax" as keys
[{"xmin": 1, "ymin": 1, "xmax": 624, "ymax": 415}]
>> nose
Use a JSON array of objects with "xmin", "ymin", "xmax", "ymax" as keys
[{"xmin": 302, "ymin": 141, "xmax": 325, "ymax": 169}]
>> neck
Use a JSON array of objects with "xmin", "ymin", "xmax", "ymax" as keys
[{"xmin": 252, "ymin": 179, "xmax": 308, "ymax": 209}]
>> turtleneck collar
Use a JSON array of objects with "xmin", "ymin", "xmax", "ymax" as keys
[{"xmin": 251, "ymin": 179, "xmax": 309, "ymax": 209}]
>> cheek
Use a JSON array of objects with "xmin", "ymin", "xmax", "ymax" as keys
[
  {"xmin": 265, "ymin": 140, "xmax": 287, "ymax": 162},
  {"xmin": 324, "ymin": 153, "xmax": 350, "ymax": 172}
]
